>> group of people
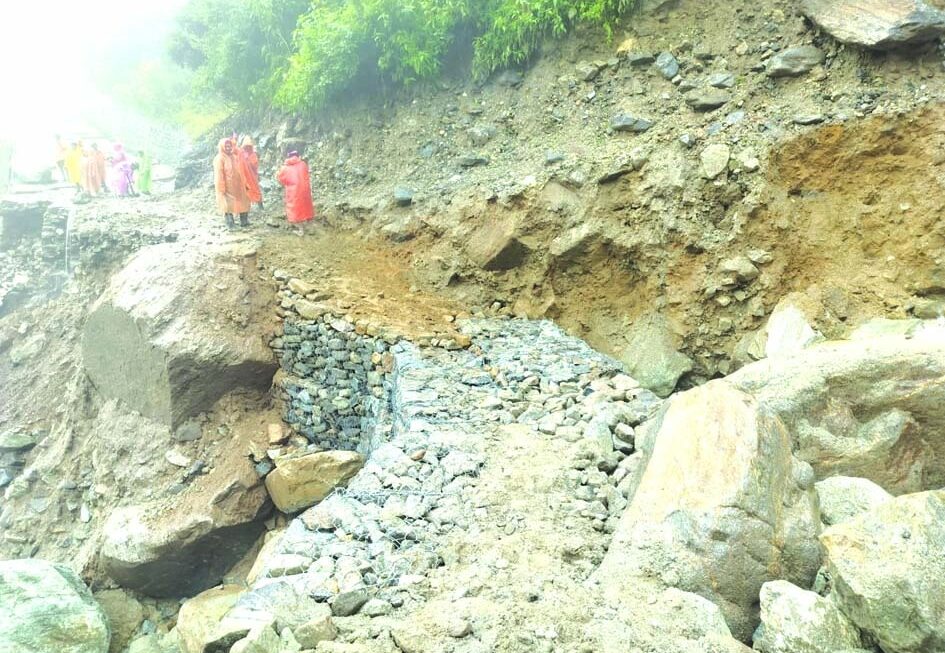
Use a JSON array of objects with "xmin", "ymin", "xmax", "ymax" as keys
[
  {"xmin": 57, "ymin": 137, "xmax": 151, "ymax": 198},
  {"xmin": 213, "ymin": 135, "xmax": 315, "ymax": 234}
]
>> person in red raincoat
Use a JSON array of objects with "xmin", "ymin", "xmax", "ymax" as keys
[
  {"xmin": 239, "ymin": 136, "xmax": 262, "ymax": 208},
  {"xmin": 213, "ymin": 138, "xmax": 251, "ymax": 229},
  {"xmin": 277, "ymin": 150, "xmax": 315, "ymax": 235}
]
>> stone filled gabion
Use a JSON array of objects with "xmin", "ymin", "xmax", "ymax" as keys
[{"xmin": 273, "ymin": 315, "xmax": 393, "ymax": 452}]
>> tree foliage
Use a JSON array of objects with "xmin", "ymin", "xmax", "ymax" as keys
[{"xmin": 170, "ymin": 0, "xmax": 638, "ymax": 112}]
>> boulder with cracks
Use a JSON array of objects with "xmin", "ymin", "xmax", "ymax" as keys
[{"xmin": 83, "ymin": 241, "xmax": 276, "ymax": 429}]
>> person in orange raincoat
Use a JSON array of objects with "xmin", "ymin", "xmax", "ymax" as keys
[
  {"xmin": 277, "ymin": 150, "xmax": 315, "ymax": 235},
  {"xmin": 213, "ymin": 138, "xmax": 251, "ymax": 229},
  {"xmin": 239, "ymin": 136, "xmax": 262, "ymax": 208},
  {"xmin": 81, "ymin": 143, "xmax": 104, "ymax": 195}
]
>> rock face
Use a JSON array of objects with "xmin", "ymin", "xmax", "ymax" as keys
[
  {"xmin": 801, "ymin": 0, "xmax": 945, "ymax": 49},
  {"xmin": 821, "ymin": 490, "xmax": 945, "ymax": 653},
  {"xmin": 753, "ymin": 580, "xmax": 862, "ymax": 653},
  {"xmin": 265, "ymin": 450, "xmax": 364, "ymax": 513},
  {"xmin": 101, "ymin": 459, "xmax": 271, "ymax": 597},
  {"xmin": 465, "ymin": 219, "xmax": 528, "ymax": 271},
  {"xmin": 83, "ymin": 242, "xmax": 276, "ymax": 428},
  {"xmin": 597, "ymin": 382, "xmax": 821, "ymax": 641},
  {"xmin": 0, "ymin": 559, "xmax": 110, "ymax": 653},
  {"xmin": 621, "ymin": 313, "xmax": 693, "ymax": 397}
]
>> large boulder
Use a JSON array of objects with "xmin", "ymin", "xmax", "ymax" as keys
[
  {"xmin": 821, "ymin": 490, "xmax": 945, "ymax": 653},
  {"xmin": 800, "ymin": 0, "xmax": 945, "ymax": 50},
  {"xmin": 265, "ymin": 450, "xmax": 364, "ymax": 513},
  {"xmin": 727, "ymin": 327, "xmax": 945, "ymax": 493},
  {"xmin": 177, "ymin": 585, "xmax": 244, "ymax": 653},
  {"xmin": 586, "ymin": 585, "xmax": 751, "ymax": 653},
  {"xmin": 596, "ymin": 382, "xmax": 821, "ymax": 641},
  {"xmin": 83, "ymin": 242, "xmax": 276, "ymax": 428},
  {"xmin": 753, "ymin": 580, "xmax": 862, "ymax": 653},
  {"xmin": 0, "ymin": 559, "xmax": 110, "ymax": 653},
  {"xmin": 101, "ymin": 458, "xmax": 271, "ymax": 597},
  {"xmin": 815, "ymin": 476, "xmax": 892, "ymax": 526},
  {"xmin": 621, "ymin": 312, "xmax": 694, "ymax": 397}
]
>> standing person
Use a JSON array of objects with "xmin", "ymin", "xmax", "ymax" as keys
[
  {"xmin": 239, "ymin": 137, "xmax": 262, "ymax": 208},
  {"xmin": 54, "ymin": 134, "xmax": 67, "ymax": 181},
  {"xmin": 82, "ymin": 143, "xmax": 104, "ymax": 195},
  {"xmin": 136, "ymin": 149, "xmax": 152, "ymax": 195},
  {"xmin": 64, "ymin": 142, "xmax": 83, "ymax": 190},
  {"xmin": 213, "ymin": 138, "xmax": 251, "ymax": 229},
  {"xmin": 277, "ymin": 150, "xmax": 315, "ymax": 236},
  {"xmin": 91, "ymin": 143, "xmax": 108, "ymax": 193},
  {"xmin": 110, "ymin": 143, "xmax": 135, "ymax": 197}
]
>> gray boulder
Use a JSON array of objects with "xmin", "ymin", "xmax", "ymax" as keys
[
  {"xmin": 753, "ymin": 580, "xmax": 862, "ymax": 653},
  {"xmin": 596, "ymin": 382, "xmax": 821, "ymax": 641},
  {"xmin": 101, "ymin": 459, "xmax": 270, "ymax": 597},
  {"xmin": 83, "ymin": 242, "xmax": 276, "ymax": 428},
  {"xmin": 821, "ymin": 490, "xmax": 945, "ymax": 653},
  {"xmin": 801, "ymin": 0, "xmax": 945, "ymax": 50},
  {"xmin": 766, "ymin": 46, "xmax": 825, "ymax": 77},
  {"xmin": 621, "ymin": 313, "xmax": 693, "ymax": 397},
  {"xmin": 815, "ymin": 476, "xmax": 892, "ymax": 526},
  {"xmin": 0, "ymin": 559, "xmax": 110, "ymax": 653}
]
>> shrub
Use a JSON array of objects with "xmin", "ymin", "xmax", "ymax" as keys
[{"xmin": 171, "ymin": 0, "xmax": 639, "ymax": 112}]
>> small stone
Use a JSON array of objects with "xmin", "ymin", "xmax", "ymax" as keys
[
  {"xmin": 165, "ymin": 450, "xmax": 191, "ymax": 468},
  {"xmin": 794, "ymin": 114, "xmax": 826, "ymax": 125},
  {"xmin": 700, "ymin": 144, "xmax": 732, "ymax": 180},
  {"xmin": 626, "ymin": 52, "xmax": 656, "ymax": 66},
  {"xmin": 719, "ymin": 256, "xmax": 760, "ymax": 282},
  {"xmin": 448, "ymin": 619, "xmax": 473, "ymax": 638},
  {"xmin": 611, "ymin": 114, "xmax": 654, "ymax": 133},
  {"xmin": 0, "ymin": 431, "xmax": 36, "ymax": 453},
  {"xmin": 708, "ymin": 72, "xmax": 735, "ymax": 88},
  {"xmin": 331, "ymin": 589, "xmax": 370, "ymax": 617},
  {"xmin": 174, "ymin": 421, "xmax": 202, "ymax": 443},
  {"xmin": 684, "ymin": 89, "xmax": 732, "ymax": 111},
  {"xmin": 361, "ymin": 598, "xmax": 393, "ymax": 617},
  {"xmin": 394, "ymin": 188, "xmax": 414, "ymax": 207},
  {"xmin": 288, "ymin": 278, "xmax": 317, "ymax": 296},
  {"xmin": 576, "ymin": 61, "xmax": 600, "ymax": 81},
  {"xmin": 766, "ymin": 46, "xmax": 825, "ymax": 78},
  {"xmin": 655, "ymin": 51, "xmax": 680, "ymax": 79},
  {"xmin": 459, "ymin": 154, "xmax": 490, "ymax": 168}
]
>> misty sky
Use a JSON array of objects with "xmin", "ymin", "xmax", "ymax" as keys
[{"xmin": 1, "ymin": 1, "xmax": 189, "ymax": 143}]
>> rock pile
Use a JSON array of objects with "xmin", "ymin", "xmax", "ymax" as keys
[{"xmin": 273, "ymin": 314, "xmax": 392, "ymax": 453}]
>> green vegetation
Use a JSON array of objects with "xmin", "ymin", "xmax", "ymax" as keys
[{"xmin": 170, "ymin": 0, "xmax": 638, "ymax": 113}]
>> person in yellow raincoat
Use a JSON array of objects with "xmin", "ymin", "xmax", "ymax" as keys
[
  {"xmin": 213, "ymin": 138, "xmax": 251, "ymax": 230},
  {"xmin": 64, "ymin": 142, "xmax": 83, "ymax": 189}
]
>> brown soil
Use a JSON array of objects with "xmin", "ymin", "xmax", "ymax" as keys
[{"xmin": 258, "ymin": 230, "xmax": 471, "ymax": 342}]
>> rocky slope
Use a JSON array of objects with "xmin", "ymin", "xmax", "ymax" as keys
[
  {"xmin": 175, "ymin": 0, "xmax": 945, "ymax": 394},
  {"xmin": 3, "ymin": 0, "xmax": 945, "ymax": 652}
]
